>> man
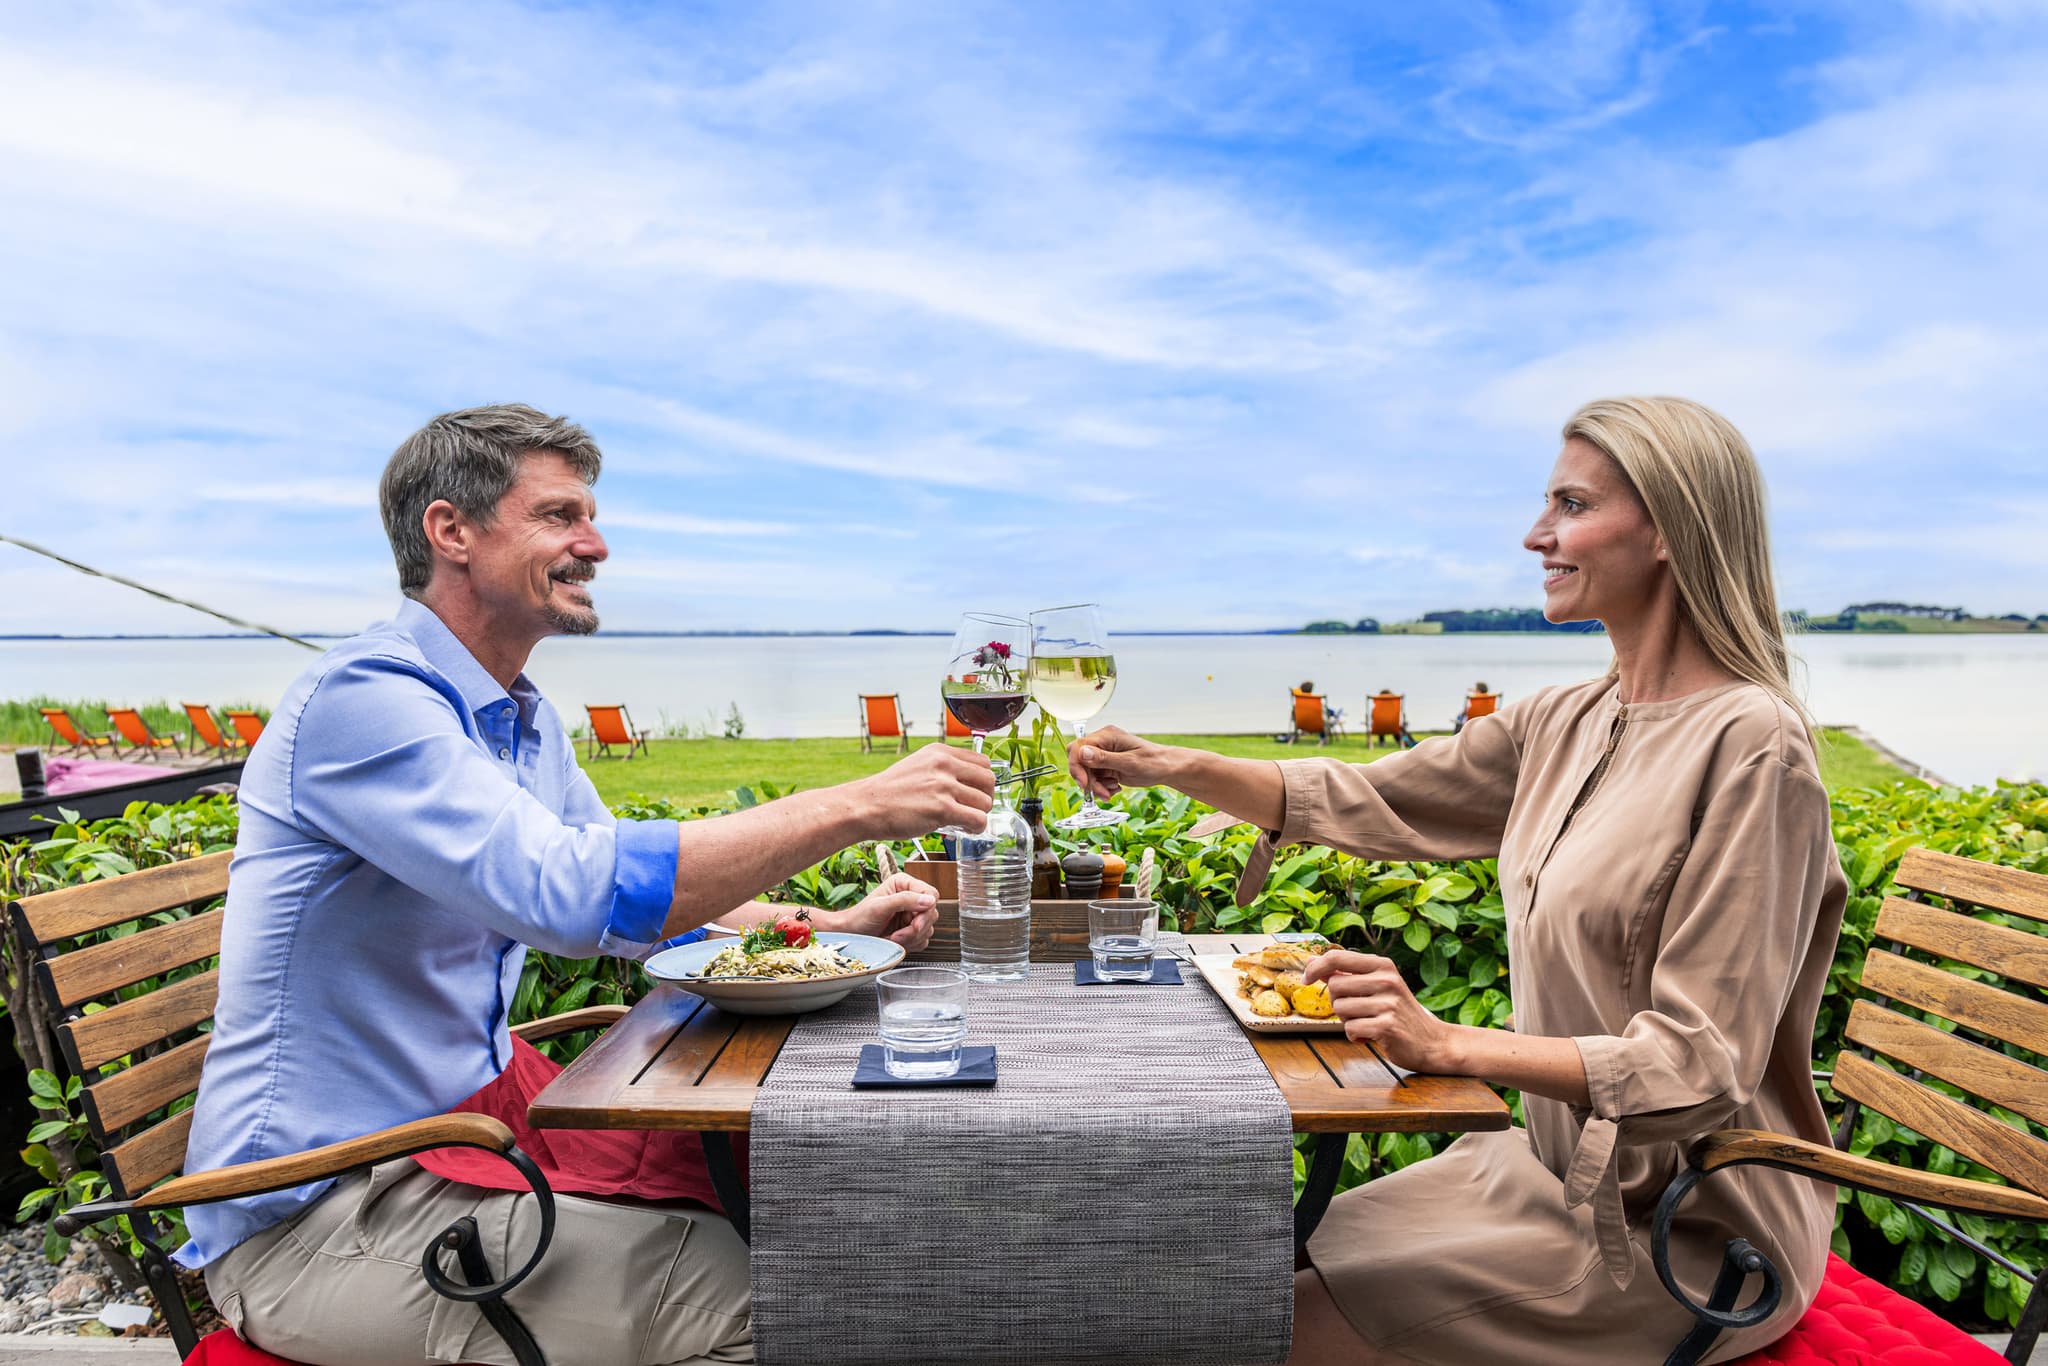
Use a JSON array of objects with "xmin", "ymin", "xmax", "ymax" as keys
[{"xmin": 179, "ymin": 404, "xmax": 994, "ymax": 1364}]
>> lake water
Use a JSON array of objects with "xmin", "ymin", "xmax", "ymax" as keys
[{"xmin": 3, "ymin": 632, "xmax": 2044, "ymax": 788}]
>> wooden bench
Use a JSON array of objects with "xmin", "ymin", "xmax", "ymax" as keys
[
  {"xmin": 1657, "ymin": 847, "xmax": 2048, "ymax": 1365},
  {"xmin": 5, "ymin": 851, "xmax": 620, "ymax": 1366}
]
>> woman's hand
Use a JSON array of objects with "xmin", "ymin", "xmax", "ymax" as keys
[
  {"xmin": 1067, "ymin": 725, "xmax": 1182, "ymax": 799},
  {"xmin": 822, "ymin": 873, "xmax": 940, "ymax": 951},
  {"xmin": 1303, "ymin": 950, "xmax": 1462, "ymax": 1074}
]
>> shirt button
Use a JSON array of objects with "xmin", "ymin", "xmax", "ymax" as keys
[
  {"xmin": 1523, "ymin": 873, "xmax": 1534, "ymax": 888},
  {"xmin": 497, "ymin": 747, "xmax": 511, "ymax": 760}
]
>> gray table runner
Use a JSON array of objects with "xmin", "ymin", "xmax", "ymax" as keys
[{"xmin": 749, "ymin": 962, "xmax": 1294, "ymax": 1366}]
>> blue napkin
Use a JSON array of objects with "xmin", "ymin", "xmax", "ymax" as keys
[
  {"xmin": 1073, "ymin": 958, "xmax": 1183, "ymax": 985},
  {"xmin": 851, "ymin": 1044, "xmax": 997, "ymax": 1088}
]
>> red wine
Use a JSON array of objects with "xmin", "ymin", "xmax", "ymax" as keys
[{"xmin": 943, "ymin": 690, "xmax": 1029, "ymax": 734}]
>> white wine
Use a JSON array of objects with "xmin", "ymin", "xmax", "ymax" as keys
[{"xmin": 1030, "ymin": 654, "xmax": 1118, "ymax": 724}]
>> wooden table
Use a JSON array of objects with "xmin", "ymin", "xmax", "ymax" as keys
[{"xmin": 529, "ymin": 914, "xmax": 1510, "ymax": 1247}]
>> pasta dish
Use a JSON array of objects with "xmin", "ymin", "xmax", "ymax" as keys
[{"xmin": 698, "ymin": 940, "xmax": 864, "ymax": 981}]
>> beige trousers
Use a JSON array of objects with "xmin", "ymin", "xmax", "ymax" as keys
[{"xmin": 204, "ymin": 1159, "xmax": 753, "ymax": 1365}]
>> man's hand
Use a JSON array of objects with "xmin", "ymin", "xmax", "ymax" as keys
[
  {"xmin": 823, "ymin": 873, "xmax": 941, "ymax": 951},
  {"xmin": 1067, "ymin": 725, "xmax": 1179, "ymax": 800},
  {"xmin": 1302, "ymin": 950, "xmax": 1461, "ymax": 1074},
  {"xmin": 857, "ymin": 745, "xmax": 995, "ymax": 838}
]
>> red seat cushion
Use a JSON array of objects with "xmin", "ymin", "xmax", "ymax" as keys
[
  {"xmin": 184, "ymin": 1327, "xmax": 483, "ymax": 1365},
  {"xmin": 1735, "ymin": 1253, "xmax": 2005, "ymax": 1364}
]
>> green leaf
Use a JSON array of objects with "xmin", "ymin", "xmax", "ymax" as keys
[
  {"xmin": 24, "ymin": 1120, "xmax": 72, "ymax": 1144},
  {"xmin": 1402, "ymin": 920, "xmax": 1430, "ymax": 953},
  {"xmin": 27, "ymin": 1070, "xmax": 63, "ymax": 1102},
  {"xmin": 1897, "ymin": 1242, "xmax": 1928, "ymax": 1286},
  {"xmin": 1926, "ymin": 1258, "xmax": 1962, "ymax": 1302},
  {"xmin": 1418, "ymin": 901, "xmax": 1460, "ymax": 932},
  {"xmin": 1318, "ymin": 910, "xmax": 1366, "ymax": 937},
  {"xmin": 1370, "ymin": 904, "xmax": 1412, "ymax": 929},
  {"xmin": 1415, "ymin": 979, "xmax": 1471, "ymax": 1013},
  {"xmin": 1261, "ymin": 911, "xmax": 1298, "ymax": 935}
]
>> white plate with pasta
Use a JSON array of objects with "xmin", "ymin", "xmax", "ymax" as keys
[{"xmin": 645, "ymin": 930, "xmax": 905, "ymax": 1015}]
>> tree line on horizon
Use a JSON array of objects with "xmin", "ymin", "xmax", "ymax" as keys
[{"xmin": 1302, "ymin": 603, "xmax": 2048, "ymax": 634}]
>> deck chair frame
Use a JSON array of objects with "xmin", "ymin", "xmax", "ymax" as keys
[
  {"xmin": 181, "ymin": 704, "xmax": 249, "ymax": 761},
  {"xmin": 859, "ymin": 694, "xmax": 912, "ymax": 753},
  {"xmin": 5, "ymin": 852, "xmax": 627, "ymax": 1365},
  {"xmin": 1364, "ymin": 693, "xmax": 1415, "ymax": 749},
  {"xmin": 1651, "ymin": 847, "xmax": 2048, "ymax": 1365},
  {"xmin": 40, "ymin": 707, "xmax": 116, "ymax": 757},
  {"xmin": 585, "ymin": 704, "xmax": 650, "ymax": 760},
  {"xmin": 107, "ymin": 707, "xmax": 186, "ymax": 760},
  {"xmin": 1289, "ymin": 691, "xmax": 1339, "ymax": 747}
]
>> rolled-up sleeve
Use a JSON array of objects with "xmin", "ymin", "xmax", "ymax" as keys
[
  {"xmin": 1229, "ymin": 708, "xmax": 1523, "ymax": 905},
  {"xmin": 287, "ymin": 655, "xmax": 678, "ymax": 958}
]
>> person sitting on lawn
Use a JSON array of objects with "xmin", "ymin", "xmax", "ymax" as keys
[
  {"xmin": 1070, "ymin": 396, "xmax": 1846, "ymax": 1365},
  {"xmin": 178, "ymin": 404, "xmax": 996, "ymax": 1366}
]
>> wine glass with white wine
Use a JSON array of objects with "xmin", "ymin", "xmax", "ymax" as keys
[{"xmin": 1028, "ymin": 603, "xmax": 1125, "ymax": 830}]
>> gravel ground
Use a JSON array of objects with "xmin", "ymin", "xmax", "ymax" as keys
[{"xmin": 0, "ymin": 1223, "xmax": 159, "ymax": 1341}]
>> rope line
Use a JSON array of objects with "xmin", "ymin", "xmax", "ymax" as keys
[{"xmin": 0, "ymin": 532, "xmax": 323, "ymax": 652}]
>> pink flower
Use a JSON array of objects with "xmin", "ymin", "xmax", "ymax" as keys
[{"xmin": 985, "ymin": 641, "xmax": 1012, "ymax": 659}]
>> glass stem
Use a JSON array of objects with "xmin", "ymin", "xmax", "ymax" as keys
[{"xmin": 1072, "ymin": 719, "xmax": 1099, "ymax": 813}]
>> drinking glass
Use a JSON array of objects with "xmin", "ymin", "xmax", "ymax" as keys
[
  {"xmin": 1028, "ymin": 603, "xmax": 1125, "ymax": 829},
  {"xmin": 941, "ymin": 613, "xmax": 1033, "ymax": 757},
  {"xmin": 1087, "ymin": 898, "xmax": 1159, "ymax": 981},
  {"xmin": 877, "ymin": 966, "xmax": 969, "ymax": 1079}
]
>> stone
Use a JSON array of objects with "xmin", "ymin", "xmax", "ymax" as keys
[
  {"xmin": 0, "ymin": 1307, "xmax": 26, "ymax": 1332},
  {"xmin": 47, "ymin": 1269, "xmax": 109, "ymax": 1309}
]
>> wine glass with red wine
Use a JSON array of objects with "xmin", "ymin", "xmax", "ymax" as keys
[{"xmin": 941, "ymin": 613, "xmax": 1033, "ymax": 755}]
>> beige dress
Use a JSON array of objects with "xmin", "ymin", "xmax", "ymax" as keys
[{"xmin": 1258, "ymin": 677, "xmax": 1846, "ymax": 1364}]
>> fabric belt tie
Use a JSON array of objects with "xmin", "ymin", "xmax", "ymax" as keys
[
  {"xmin": 1185, "ymin": 811, "xmax": 1274, "ymax": 907},
  {"xmin": 1564, "ymin": 1113, "xmax": 1635, "ymax": 1288}
]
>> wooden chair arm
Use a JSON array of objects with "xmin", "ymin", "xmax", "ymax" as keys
[
  {"xmin": 1694, "ymin": 1128, "xmax": 2048, "ymax": 1222},
  {"xmin": 510, "ymin": 1003, "xmax": 628, "ymax": 1043},
  {"xmin": 57, "ymin": 1112, "xmax": 517, "ymax": 1231}
]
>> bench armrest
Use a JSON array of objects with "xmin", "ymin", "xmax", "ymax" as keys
[
  {"xmin": 1693, "ymin": 1128, "xmax": 2048, "ymax": 1222},
  {"xmin": 55, "ymin": 1112, "xmax": 520, "ymax": 1233},
  {"xmin": 510, "ymin": 1003, "xmax": 628, "ymax": 1043}
]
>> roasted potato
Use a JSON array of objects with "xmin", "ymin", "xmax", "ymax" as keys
[
  {"xmin": 1274, "ymin": 970, "xmax": 1304, "ymax": 995},
  {"xmin": 1250, "ymin": 988, "xmax": 1292, "ymax": 1018},
  {"xmin": 1290, "ymin": 982, "xmax": 1334, "ymax": 1018}
]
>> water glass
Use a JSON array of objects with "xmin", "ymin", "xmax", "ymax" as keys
[
  {"xmin": 1087, "ymin": 898, "xmax": 1159, "ymax": 981},
  {"xmin": 876, "ymin": 966, "xmax": 969, "ymax": 1078}
]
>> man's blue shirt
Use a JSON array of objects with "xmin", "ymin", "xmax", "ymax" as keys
[{"xmin": 177, "ymin": 601, "xmax": 682, "ymax": 1267}]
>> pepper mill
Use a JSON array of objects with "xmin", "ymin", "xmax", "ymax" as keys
[{"xmin": 1061, "ymin": 850, "xmax": 1105, "ymax": 900}]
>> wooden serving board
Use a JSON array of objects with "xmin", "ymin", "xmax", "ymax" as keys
[{"xmin": 1187, "ymin": 953, "xmax": 1345, "ymax": 1035}]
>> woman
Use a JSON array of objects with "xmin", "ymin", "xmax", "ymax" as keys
[{"xmin": 1072, "ymin": 397, "xmax": 1846, "ymax": 1365}]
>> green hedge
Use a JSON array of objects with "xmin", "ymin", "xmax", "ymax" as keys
[{"xmin": 5, "ymin": 775, "xmax": 2046, "ymax": 1327}]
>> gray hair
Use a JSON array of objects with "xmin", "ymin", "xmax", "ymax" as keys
[{"xmin": 378, "ymin": 404, "xmax": 603, "ymax": 597}]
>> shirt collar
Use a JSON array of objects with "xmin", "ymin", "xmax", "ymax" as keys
[{"xmin": 393, "ymin": 599, "xmax": 526, "ymax": 723}]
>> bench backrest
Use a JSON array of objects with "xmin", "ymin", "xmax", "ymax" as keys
[
  {"xmin": 8, "ymin": 852, "xmax": 229, "ymax": 1200},
  {"xmin": 1841, "ymin": 847, "xmax": 2048, "ymax": 1198}
]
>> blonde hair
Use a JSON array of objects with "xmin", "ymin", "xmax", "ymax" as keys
[{"xmin": 1561, "ymin": 396, "xmax": 1810, "ymax": 731}]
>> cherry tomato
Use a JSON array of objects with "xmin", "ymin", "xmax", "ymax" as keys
[{"xmin": 775, "ymin": 915, "xmax": 812, "ymax": 948}]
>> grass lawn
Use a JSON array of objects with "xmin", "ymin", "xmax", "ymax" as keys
[{"xmin": 575, "ymin": 727, "xmax": 1915, "ymax": 809}]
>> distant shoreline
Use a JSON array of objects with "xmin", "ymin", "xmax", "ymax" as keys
[{"xmin": 6, "ymin": 627, "xmax": 2044, "ymax": 642}]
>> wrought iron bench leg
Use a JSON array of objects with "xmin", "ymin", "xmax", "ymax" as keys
[
  {"xmin": 1655, "ymin": 1165, "xmax": 1783, "ymax": 1366},
  {"xmin": 130, "ymin": 1216, "xmax": 200, "ymax": 1357},
  {"xmin": 2009, "ymin": 1272, "xmax": 2047, "ymax": 1364},
  {"xmin": 1294, "ymin": 1133, "xmax": 1345, "ymax": 1255},
  {"xmin": 428, "ymin": 1216, "xmax": 547, "ymax": 1366},
  {"xmin": 704, "ymin": 1131, "xmax": 750, "ymax": 1244}
]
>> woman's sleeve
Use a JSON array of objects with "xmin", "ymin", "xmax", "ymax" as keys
[
  {"xmin": 1561, "ymin": 752, "xmax": 1839, "ymax": 1286},
  {"xmin": 1225, "ymin": 707, "xmax": 1523, "ymax": 905}
]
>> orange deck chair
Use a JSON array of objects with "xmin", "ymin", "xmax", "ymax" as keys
[
  {"xmin": 1464, "ymin": 690, "xmax": 1500, "ymax": 722},
  {"xmin": 940, "ymin": 703, "xmax": 972, "ymax": 743},
  {"xmin": 1289, "ymin": 689, "xmax": 1339, "ymax": 746},
  {"xmin": 1365, "ymin": 692, "xmax": 1414, "ymax": 748},
  {"xmin": 860, "ymin": 694, "xmax": 911, "ymax": 753},
  {"xmin": 585, "ymin": 704, "xmax": 650, "ymax": 759},
  {"xmin": 107, "ymin": 707, "xmax": 185, "ymax": 759},
  {"xmin": 222, "ymin": 710, "xmax": 267, "ymax": 749},
  {"xmin": 39, "ymin": 707, "xmax": 116, "ymax": 756},
  {"xmin": 183, "ymin": 703, "xmax": 250, "ymax": 759}
]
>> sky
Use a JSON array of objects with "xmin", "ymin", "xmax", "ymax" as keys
[{"xmin": 2, "ymin": 0, "xmax": 2045, "ymax": 635}]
